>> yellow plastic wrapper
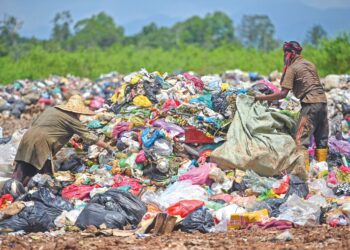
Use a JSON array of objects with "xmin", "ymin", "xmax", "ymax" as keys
[
  {"xmin": 130, "ymin": 75, "xmax": 142, "ymax": 85},
  {"xmin": 228, "ymin": 209, "xmax": 269, "ymax": 230},
  {"xmin": 61, "ymin": 77, "xmax": 69, "ymax": 85},
  {"xmin": 111, "ymin": 84, "xmax": 127, "ymax": 104},
  {"xmin": 221, "ymin": 83, "xmax": 230, "ymax": 91},
  {"xmin": 133, "ymin": 95, "xmax": 152, "ymax": 107},
  {"xmin": 336, "ymin": 169, "xmax": 350, "ymax": 183},
  {"xmin": 54, "ymin": 171, "xmax": 75, "ymax": 182},
  {"xmin": 152, "ymin": 71, "xmax": 161, "ymax": 76},
  {"xmin": 111, "ymin": 94, "xmax": 117, "ymax": 104},
  {"xmin": 317, "ymin": 170, "xmax": 328, "ymax": 179},
  {"xmin": 130, "ymin": 116, "xmax": 146, "ymax": 127}
]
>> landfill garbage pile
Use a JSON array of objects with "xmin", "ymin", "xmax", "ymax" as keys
[
  {"xmin": 0, "ymin": 72, "xmax": 120, "ymax": 136},
  {"xmin": 0, "ymin": 68, "xmax": 349, "ymax": 236}
]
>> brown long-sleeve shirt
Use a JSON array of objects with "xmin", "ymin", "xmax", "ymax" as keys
[
  {"xmin": 15, "ymin": 107, "xmax": 98, "ymax": 170},
  {"xmin": 281, "ymin": 55, "xmax": 327, "ymax": 103}
]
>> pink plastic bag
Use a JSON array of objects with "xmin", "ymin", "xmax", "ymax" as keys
[
  {"xmin": 135, "ymin": 150, "xmax": 146, "ymax": 163},
  {"xmin": 163, "ymin": 99, "xmax": 181, "ymax": 110},
  {"xmin": 38, "ymin": 98, "xmax": 54, "ymax": 105},
  {"xmin": 112, "ymin": 122, "xmax": 131, "ymax": 140},
  {"xmin": 183, "ymin": 73, "xmax": 204, "ymax": 91},
  {"xmin": 153, "ymin": 119, "xmax": 184, "ymax": 137},
  {"xmin": 90, "ymin": 96, "xmax": 105, "ymax": 110},
  {"xmin": 113, "ymin": 174, "xmax": 142, "ymax": 196},
  {"xmin": 339, "ymin": 165, "xmax": 350, "ymax": 173},
  {"xmin": 178, "ymin": 163, "xmax": 213, "ymax": 185},
  {"xmin": 255, "ymin": 80, "xmax": 280, "ymax": 93},
  {"xmin": 327, "ymin": 171, "xmax": 337, "ymax": 186},
  {"xmin": 210, "ymin": 193, "xmax": 233, "ymax": 203},
  {"xmin": 62, "ymin": 184, "xmax": 98, "ymax": 200}
]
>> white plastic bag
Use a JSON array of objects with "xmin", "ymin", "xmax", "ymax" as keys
[
  {"xmin": 0, "ymin": 129, "xmax": 27, "ymax": 177},
  {"xmin": 211, "ymin": 177, "xmax": 233, "ymax": 194},
  {"xmin": 307, "ymin": 195, "xmax": 328, "ymax": 207},
  {"xmin": 340, "ymin": 203, "xmax": 350, "ymax": 219},
  {"xmin": 215, "ymin": 204, "xmax": 246, "ymax": 222},
  {"xmin": 141, "ymin": 180, "xmax": 208, "ymax": 211},
  {"xmin": 54, "ymin": 209, "xmax": 83, "ymax": 227},
  {"xmin": 308, "ymin": 179, "xmax": 335, "ymax": 198},
  {"xmin": 278, "ymin": 194, "xmax": 321, "ymax": 226}
]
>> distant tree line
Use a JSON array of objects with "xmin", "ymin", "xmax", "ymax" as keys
[
  {"xmin": 0, "ymin": 11, "xmax": 330, "ymax": 54},
  {"xmin": 0, "ymin": 11, "xmax": 348, "ymax": 83}
]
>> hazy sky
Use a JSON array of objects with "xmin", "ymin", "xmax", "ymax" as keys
[{"xmin": 1, "ymin": 0, "xmax": 350, "ymax": 41}]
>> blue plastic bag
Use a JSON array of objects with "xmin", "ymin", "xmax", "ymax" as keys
[{"xmin": 141, "ymin": 128, "xmax": 164, "ymax": 148}]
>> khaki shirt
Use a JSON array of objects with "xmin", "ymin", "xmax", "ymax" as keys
[
  {"xmin": 281, "ymin": 55, "xmax": 327, "ymax": 103},
  {"xmin": 15, "ymin": 107, "xmax": 98, "ymax": 170}
]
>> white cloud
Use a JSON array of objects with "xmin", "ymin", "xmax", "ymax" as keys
[{"xmin": 300, "ymin": 0, "xmax": 350, "ymax": 9}]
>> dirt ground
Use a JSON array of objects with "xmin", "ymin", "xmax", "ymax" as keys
[{"xmin": 0, "ymin": 226, "xmax": 349, "ymax": 250}]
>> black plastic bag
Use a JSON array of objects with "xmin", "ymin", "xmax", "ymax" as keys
[
  {"xmin": 342, "ymin": 103, "xmax": 350, "ymax": 116},
  {"xmin": 0, "ymin": 202, "xmax": 55, "ymax": 232},
  {"xmin": 229, "ymin": 180, "xmax": 247, "ymax": 193},
  {"xmin": 0, "ymin": 179, "xmax": 26, "ymax": 200},
  {"xmin": 7, "ymin": 97, "xmax": 15, "ymax": 104},
  {"xmin": 10, "ymin": 108, "xmax": 21, "ymax": 118},
  {"xmin": 110, "ymin": 103, "xmax": 123, "ymax": 114},
  {"xmin": 154, "ymin": 75, "xmax": 170, "ymax": 89},
  {"xmin": 246, "ymin": 201, "xmax": 273, "ymax": 216},
  {"xmin": 90, "ymin": 189, "xmax": 146, "ymax": 226},
  {"xmin": 265, "ymin": 198, "xmax": 285, "ymax": 217},
  {"xmin": 0, "ymin": 103, "xmax": 12, "ymax": 112},
  {"xmin": 59, "ymin": 156, "xmax": 85, "ymax": 173},
  {"xmin": 143, "ymin": 81, "xmax": 159, "ymax": 103},
  {"xmin": 320, "ymin": 206, "xmax": 333, "ymax": 224},
  {"xmin": 26, "ymin": 174, "xmax": 61, "ymax": 195},
  {"xmin": 116, "ymin": 140, "xmax": 128, "ymax": 151},
  {"xmin": 75, "ymin": 203, "xmax": 127, "ymax": 229},
  {"xmin": 177, "ymin": 207, "xmax": 214, "ymax": 233},
  {"xmin": 142, "ymin": 166, "xmax": 168, "ymax": 182},
  {"xmin": 251, "ymin": 82, "xmax": 273, "ymax": 95},
  {"xmin": 13, "ymin": 101, "xmax": 26, "ymax": 112},
  {"xmin": 333, "ymin": 183, "xmax": 350, "ymax": 196},
  {"xmin": 327, "ymin": 151, "xmax": 346, "ymax": 168},
  {"xmin": 76, "ymin": 189, "xmax": 146, "ymax": 229},
  {"xmin": 211, "ymin": 92, "xmax": 229, "ymax": 117},
  {"xmin": 21, "ymin": 188, "xmax": 73, "ymax": 221},
  {"xmin": 284, "ymin": 175, "xmax": 309, "ymax": 199},
  {"xmin": 25, "ymin": 187, "xmax": 73, "ymax": 210}
]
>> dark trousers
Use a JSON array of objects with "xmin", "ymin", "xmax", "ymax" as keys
[
  {"xmin": 295, "ymin": 103, "xmax": 329, "ymax": 149},
  {"xmin": 12, "ymin": 160, "xmax": 53, "ymax": 186}
]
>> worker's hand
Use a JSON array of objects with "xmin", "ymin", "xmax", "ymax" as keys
[
  {"xmin": 254, "ymin": 95, "xmax": 263, "ymax": 101},
  {"xmin": 96, "ymin": 140, "xmax": 115, "ymax": 156}
]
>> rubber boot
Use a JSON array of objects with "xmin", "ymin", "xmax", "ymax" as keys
[
  {"xmin": 303, "ymin": 149, "xmax": 310, "ymax": 172},
  {"xmin": 316, "ymin": 148, "xmax": 328, "ymax": 162}
]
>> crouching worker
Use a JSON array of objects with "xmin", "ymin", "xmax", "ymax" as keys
[
  {"xmin": 255, "ymin": 41, "xmax": 329, "ymax": 171},
  {"xmin": 13, "ymin": 95, "xmax": 114, "ymax": 186}
]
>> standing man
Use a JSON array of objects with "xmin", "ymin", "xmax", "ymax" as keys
[{"xmin": 255, "ymin": 41, "xmax": 329, "ymax": 170}]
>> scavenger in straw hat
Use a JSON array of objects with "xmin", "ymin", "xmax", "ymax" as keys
[{"xmin": 13, "ymin": 94, "xmax": 114, "ymax": 186}]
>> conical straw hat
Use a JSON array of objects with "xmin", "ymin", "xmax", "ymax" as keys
[{"xmin": 56, "ymin": 95, "xmax": 95, "ymax": 115}]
